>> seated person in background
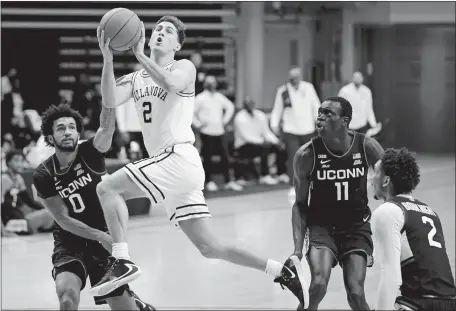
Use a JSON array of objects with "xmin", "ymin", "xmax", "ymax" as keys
[
  {"xmin": 233, "ymin": 96, "xmax": 288, "ymax": 185},
  {"xmin": 2, "ymin": 133, "xmax": 15, "ymax": 173},
  {"xmin": 2, "ymin": 221, "xmax": 16, "ymax": 237},
  {"xmin": 1, "ymin": 150, "xmax": 54, "ymax": 235},
  {"xmin": 24, "ymin": 135, "xmax": 56, "ymax": 169}
]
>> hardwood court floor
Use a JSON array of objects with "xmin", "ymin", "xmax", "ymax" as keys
[{"xmin": 2, "ymin": 155, "xmax": 454, "ymax": 310}]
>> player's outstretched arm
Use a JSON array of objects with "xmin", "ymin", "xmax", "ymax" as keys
[
  {"xmin": 93, "ymin": 105, "xmax": 116, "ymax": 153},
  {"xmin": 39, "ymin": 195, "xmax": 112, "ymax": 246},
  {"xmin": 132, "ymin": 22, "xmax": 195, "ymax": 93},
  {"xmin": 97, "ymin": 26, "xmax": 133, "ymax": 108},
  {"xmin": 291, "ymin": 142, "xmax": 314, "ymax": 260},
  {"xmin": 365, "ymin": 136, "xmax": 384, "ymax": 168}
]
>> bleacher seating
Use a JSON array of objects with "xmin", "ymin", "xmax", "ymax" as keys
[{"xmin": 1, "ymin": 1, "xmax": 238, "ymax": 93}]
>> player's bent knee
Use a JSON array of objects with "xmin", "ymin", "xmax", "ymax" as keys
[
  {"xmin": 191, "ymin": 236, "xmax": 225, "ymax": 259},
  {"xmin": 310, "ymin": 277, "xmax": 329, "ymax": 293},
  {"xmin": 96, "ymin": 179, "xmax": 111, "ymax": 196},
  {"xmin": 196, "ymin": 242, "xmax": 225, "ymax": 259},
  {"xmin": 180, "ymin": 218, "xmax": 225, "ymax": 259},
  {"xmin": 56, "ymin": 283, "xmax": 80, "ymax": 310},
  {"xmin": 346, "ymin": 288, "xmax": 365, "ymax": 304}
]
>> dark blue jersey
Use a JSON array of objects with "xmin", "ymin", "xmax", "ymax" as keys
[
  {"xmin": 33, "ymin": 138, "xmax": 108, "ymax": 244},
  {"xmin": 308, "ymin": 132, "xmax": 370, "ymax": 228},
  {"xmin": 389, "ymin": 195, "xmax": 456, "ymax": 298}
]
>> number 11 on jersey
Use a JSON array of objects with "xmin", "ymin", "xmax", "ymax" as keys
[{"xmin": 335, "ymin": 182, "xmax": 349, "ymax": 201}]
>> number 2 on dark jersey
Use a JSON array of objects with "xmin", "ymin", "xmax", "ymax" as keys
[{"xmin": 422, "ymin": 216, "xmax": 442, "ymax": 248}]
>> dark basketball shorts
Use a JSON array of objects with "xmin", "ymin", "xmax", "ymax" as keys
[
  {"xmin": 52, "ymin": 240, "xmax": 128, "ymax": 305},
  {"xmin": 306, "ymin": 221, "xmax": 374, "ymax": 268},
  {"xmin": 395, "ymin": 295, "xmax": 456, "ymax": 311}
]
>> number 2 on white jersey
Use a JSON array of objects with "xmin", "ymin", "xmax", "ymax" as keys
[{"xmin": 422, "ymin": 216, "xmax": 442, "ymax": 248}]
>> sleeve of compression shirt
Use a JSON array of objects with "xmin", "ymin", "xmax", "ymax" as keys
[{"xmin": 371, "ymin": 202, "xmax": 404, "ymax": 310}]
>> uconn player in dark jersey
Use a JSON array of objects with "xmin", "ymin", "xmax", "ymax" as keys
[
  {"xmin": 32, "ymin": 104, "xmax": 154, "ymax": 310},
  {"xmin": 292, "ymin": 97, "xmax": 384, "ymax": 310},
  {"xmin": 371, "ymin": 148, "xmax": 456, "ymax": 310}
]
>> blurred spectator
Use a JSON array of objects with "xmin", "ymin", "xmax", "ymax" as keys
[
  {"xmin": 233, "ymin": 96, "xmax": 287, "ymax": 185},
  {"xmin": 190, "ymin": 50, "xmax": 207, "ymax": 152},
  {"xmin": 193, "ymin": 76, "xmax": 242, "ymax": 192},
  {"xmin": 81, "ymin": 83, "xmax": 103, "ymax": 139},
  {"xmin": 2, "ymin": 68, "xmax": 40, "ymax": 149},
  {"xmin": 72, "ymin": 73, "xmax": 93, "ymax": 119},
  {"xmin": 270, "ymin": 66, "xmax": 320, "ymax": 191},
  {"xmin": 1, "ymin": 150, "xmax": 54, "ymax": 235},
  {"xmin": 1, "ymin": 75, "xmax": 14, "ymax": 137},
  {"xmin": 1, "ymin": 134, "xmax": 16, "ymax": 173},
  {"xmin": 116, "ymin": 64, "xmax": 148, "ymax": 160},
  {"xmin": 116, "ymin": 97, "xmax": 147, "ymax": 160},
  {"xmin": 24, "ymin": 135, "xmax": 55, "ymax": 169},
  {"xmin": 1, "ymin": 70, "xmax": 13, "ymax": 99},
  {"xmin": 190, "ymin": 51, "xmax": 207, "ymax": 96},
  {"xmin": 2, "ymin": 221, "xmax": 16, "ymax": 237},
  {"xmin": 338, "ymin": 72, "xmax": 381, "ymax": 135}
]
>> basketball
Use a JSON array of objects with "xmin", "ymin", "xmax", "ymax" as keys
[{"xmin": 99, "ymin": 8, "xmax": 142, "ymax": 51}]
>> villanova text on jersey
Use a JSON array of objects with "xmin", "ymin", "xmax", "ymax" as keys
[
  {"xmin": 309, "ymin": 132, "xmax": 370, "ymax": 227},
  {"xmin": 133, "ymin": 85, "xmax": 168, "ymax": 102}
]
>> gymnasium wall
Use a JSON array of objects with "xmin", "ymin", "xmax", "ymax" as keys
[
  {"xmin": 341, "ymin": 2, "xmax": 456, "ymax": 81},
  {"xmin": 223, "ymin": 9, "xmax": 315, "ymax": 110},
  {"xmin": 341, "ymin": 2, "xmax": 455, "ymax": 153},
  {"xmin": 366, "ymin": 25, "xmax": 455, "ymax": 153}
]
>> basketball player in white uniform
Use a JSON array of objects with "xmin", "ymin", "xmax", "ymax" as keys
[{"xmin": 89, "ymin": 16, "xmax": 308, "ymax": 307}]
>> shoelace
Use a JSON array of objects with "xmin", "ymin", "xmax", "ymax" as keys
[
  {"xmin": 274, "ymin": 266, "xmax": 293, "ymax": 290},
  {"xmin": 103, "ymin": 258, "xmax": 117, "ymax": 276}
]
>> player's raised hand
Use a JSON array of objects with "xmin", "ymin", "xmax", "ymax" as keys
[
  {"xmin": 132, "ymin": 21, "xmax": 146, "ymax": 56},
  {"xmin": 97, "ymin": 26, "xmax": 113, "ymax": 61}
]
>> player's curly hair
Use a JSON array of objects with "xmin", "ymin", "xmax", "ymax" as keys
[
  {"xmin": 40, "ymin": 104, "xmax": 84, "ymax": 147},
  {"xmin": 381, "ymin": 147, "xmax": 421, "ymax": 195},
  {"xmin": 156, "ymin": 15, "xmax": 186, "ymax": 45},
  {"xmin": 325, "ymin": 96, "xmax": 353, "ymax": 127}
]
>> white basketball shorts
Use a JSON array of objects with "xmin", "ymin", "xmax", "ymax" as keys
[{"xmin": 123, "ymin": 143, "xmax": 211, "ymax": 227}]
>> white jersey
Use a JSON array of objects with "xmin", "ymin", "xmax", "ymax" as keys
[{"xmin": 128, "ymin": 60, "xmax": 196, "ymax": 156}]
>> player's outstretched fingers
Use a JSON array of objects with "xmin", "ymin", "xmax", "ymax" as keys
[{"xmin": 105, "ymin": 37, "xmax": 111, "ymax": 49}]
